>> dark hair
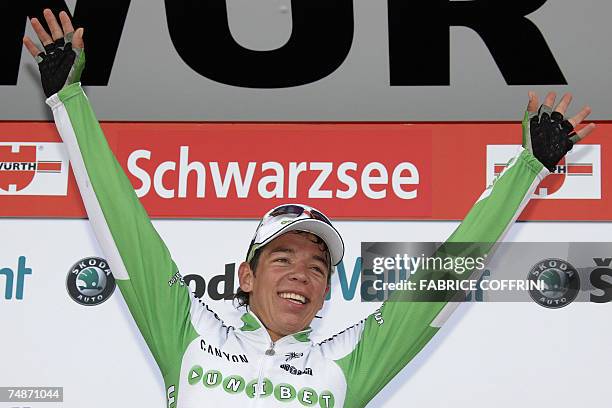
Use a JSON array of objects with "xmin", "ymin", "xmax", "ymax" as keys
[{"xmin": 234, "ymin": 231, "xmax": 332, "ymax": 308}]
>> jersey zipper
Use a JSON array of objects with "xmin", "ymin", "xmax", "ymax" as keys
[
  {"xmin": 252, "ymin": 330, "xmax": 308, "ymax": 406},
  {"xmin": 252, "ymin": 341, "xmax": 275, "ymax": 407},
  {"xmin": 265, "ymin": 341, "xmax": 275, "ymax": 356}
]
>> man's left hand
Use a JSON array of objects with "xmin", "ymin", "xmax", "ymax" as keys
[{"xmin": 523, "ymin": 91, "xmax": 596, "ymax": 172}]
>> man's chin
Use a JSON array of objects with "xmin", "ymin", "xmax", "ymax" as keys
[{"xmin": 276, "ymin": 314, "xmax": 310, "ymax": 335}]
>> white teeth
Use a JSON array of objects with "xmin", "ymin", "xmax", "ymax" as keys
[{"xmin": 279, "ymin": 292, "xmax": 307, "ymax": 304}]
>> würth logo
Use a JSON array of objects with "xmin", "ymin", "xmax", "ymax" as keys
[
  {"xmin": 487, "ymin": 145, "xmax": 601, "ymax": 199},
  {"xmin": 0, "ymin": 143, "xmax": 69, "ymax": 196}
]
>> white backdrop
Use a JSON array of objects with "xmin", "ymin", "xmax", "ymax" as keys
[{"xmin": 2, "ymin": 218, "xmax": 611, "ymax": 407}]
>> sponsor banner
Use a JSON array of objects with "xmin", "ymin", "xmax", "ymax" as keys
[
  {"xmin": 0, "ymin": 123, "xmax": 84, "ymax": 217},
  {"xmin": 487, "ymin": 145, "xmax": 601, "ymax": 199},
  {"xmin": 0, "ymin": 142, "xmax": 69, "ymax": 196},
  {"xmin": 0, "ymin": 122, "xmax": 609, "ymax": 220},
  {"xmin": 118, "ymin": 123, "xmax": 433, "ymax": 219},
  {"xmin": 6, "ymin": 1, "xmax": 612, "ymax": 121}
]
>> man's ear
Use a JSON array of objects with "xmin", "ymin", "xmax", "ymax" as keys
[{"xmin": 238, "ymin": 261, "xmax": 255, "ymax": 293}]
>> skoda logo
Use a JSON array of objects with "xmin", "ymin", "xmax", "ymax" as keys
[
  {"xmin": 527, "ymin": 258, "xmax": 580, "ymax": 309},
  {"xmin": 66, "ymin": 257, "xmax": 116, "ymax": 306}
]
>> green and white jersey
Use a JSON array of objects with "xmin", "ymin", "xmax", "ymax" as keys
[{"xmin": 47, "ymin": 83, "xmax": 549, "ymax": 408}]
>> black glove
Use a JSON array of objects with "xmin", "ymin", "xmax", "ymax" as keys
[
  {"xmin": 522, "ymin": 105, "xmax": 580, "ymax": 172},
  {"xmin": 35, "ymin": 31, "xmax": 85, "ymax": 97}
]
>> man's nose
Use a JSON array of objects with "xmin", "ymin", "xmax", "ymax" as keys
[{"xmin": 289, "ymin": 264, "xmax": 309, "ymax": 283}]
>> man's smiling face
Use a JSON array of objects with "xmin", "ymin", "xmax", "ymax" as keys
[{"xmin": 238, "ymin": 231, "xmax": 331, "ymax": 341}]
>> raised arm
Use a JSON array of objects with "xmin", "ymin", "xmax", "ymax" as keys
[
  {"xmin": 324, "ymin": 92, "xmax": 595, "ymax": 407},
  {"xmin": 24, "ymin": 10, "xmax": 198, "ymax": 380}
]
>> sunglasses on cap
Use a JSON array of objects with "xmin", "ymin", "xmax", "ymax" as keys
[{"xmin": 268, "ymin": 204, "xmax": 333, "ymax": 226}]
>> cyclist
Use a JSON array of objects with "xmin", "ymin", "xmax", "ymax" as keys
[{"xmin": 24, "ymin": 9, "xmax": 595, "ymax": 408}]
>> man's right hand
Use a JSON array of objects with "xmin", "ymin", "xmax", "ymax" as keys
[{"xmin": 23, "ymin": 9, "xmax": 85, "ymax": 98}]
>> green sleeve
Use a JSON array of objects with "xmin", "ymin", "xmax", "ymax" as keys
[
  {"xmin": 47, "ymin": 83, "xmax": 198, "ymax": 380},
  {"xmin": 335, "ymin": 149, "xmax": 547, "ymax": 407}
]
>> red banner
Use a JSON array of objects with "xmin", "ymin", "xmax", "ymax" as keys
[{"xmin": 0, "ymin": 122, "xmax": 609, "ymax": 220}]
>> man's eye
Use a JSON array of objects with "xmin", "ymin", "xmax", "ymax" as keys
[
  {"xmin": 274, "ymin": 258, "xmax": 290, "ymax": 263},
  {"xmin": 311, "ymin": 266, "xmax": 324, "ymax": 274}
]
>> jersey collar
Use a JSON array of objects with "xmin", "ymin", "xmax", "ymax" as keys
[{"xmin": 238, "ymin": 310, "xmax": 312, "ymax": 344}]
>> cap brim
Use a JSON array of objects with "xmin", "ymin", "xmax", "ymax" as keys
[{"xmin": 260, "ymin": 219, "xmax": 345, "ymax": 266}]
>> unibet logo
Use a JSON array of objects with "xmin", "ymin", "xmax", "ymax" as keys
[
  {"xmin": 298, "ymin": 387, "xmax": 319, "ymax": 407},
  {"xmin": 223, "ymin": 375, "xmax": 246, "ymax": 394},
  {"xmin": 275, "ymin": 383, "xmax": 297, "ymax": 401},
  {"xmin": 245, "ymin": 378, "xmax": 272, "ymax": 399},
  {"xmin": 187, "ymin": 365, "xmax": 335, "ymax": 407},
  {"xmin": 203, "ymin": 370, "xmax": 222, "ymax": 388},
  {"xmin": 0, "ymin": 256, "xmax": 32, "ymax": 300},
  {"xmin": 188, "ymin": 366, "xmax": 204, "ymax": 386},
  {"xmin": 0, "ymin": 143, "xmax": 69, "ymax": 196}
]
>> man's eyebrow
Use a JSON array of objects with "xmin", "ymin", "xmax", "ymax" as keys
[
  {"xmin": 312, "ymin": 255, "xmax": 328, "ymax": 265},
  {"xmin": 268, "ymin": 247, "xmax": 295, "ymax": 255},
  {"xmin": 267, "ymin": 248, "xmax": 328, "ymax": 266}
]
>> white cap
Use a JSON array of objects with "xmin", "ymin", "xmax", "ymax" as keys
[{"xmin": 246, "ymin": 204, "xmax": 345, "ymax": 266}]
